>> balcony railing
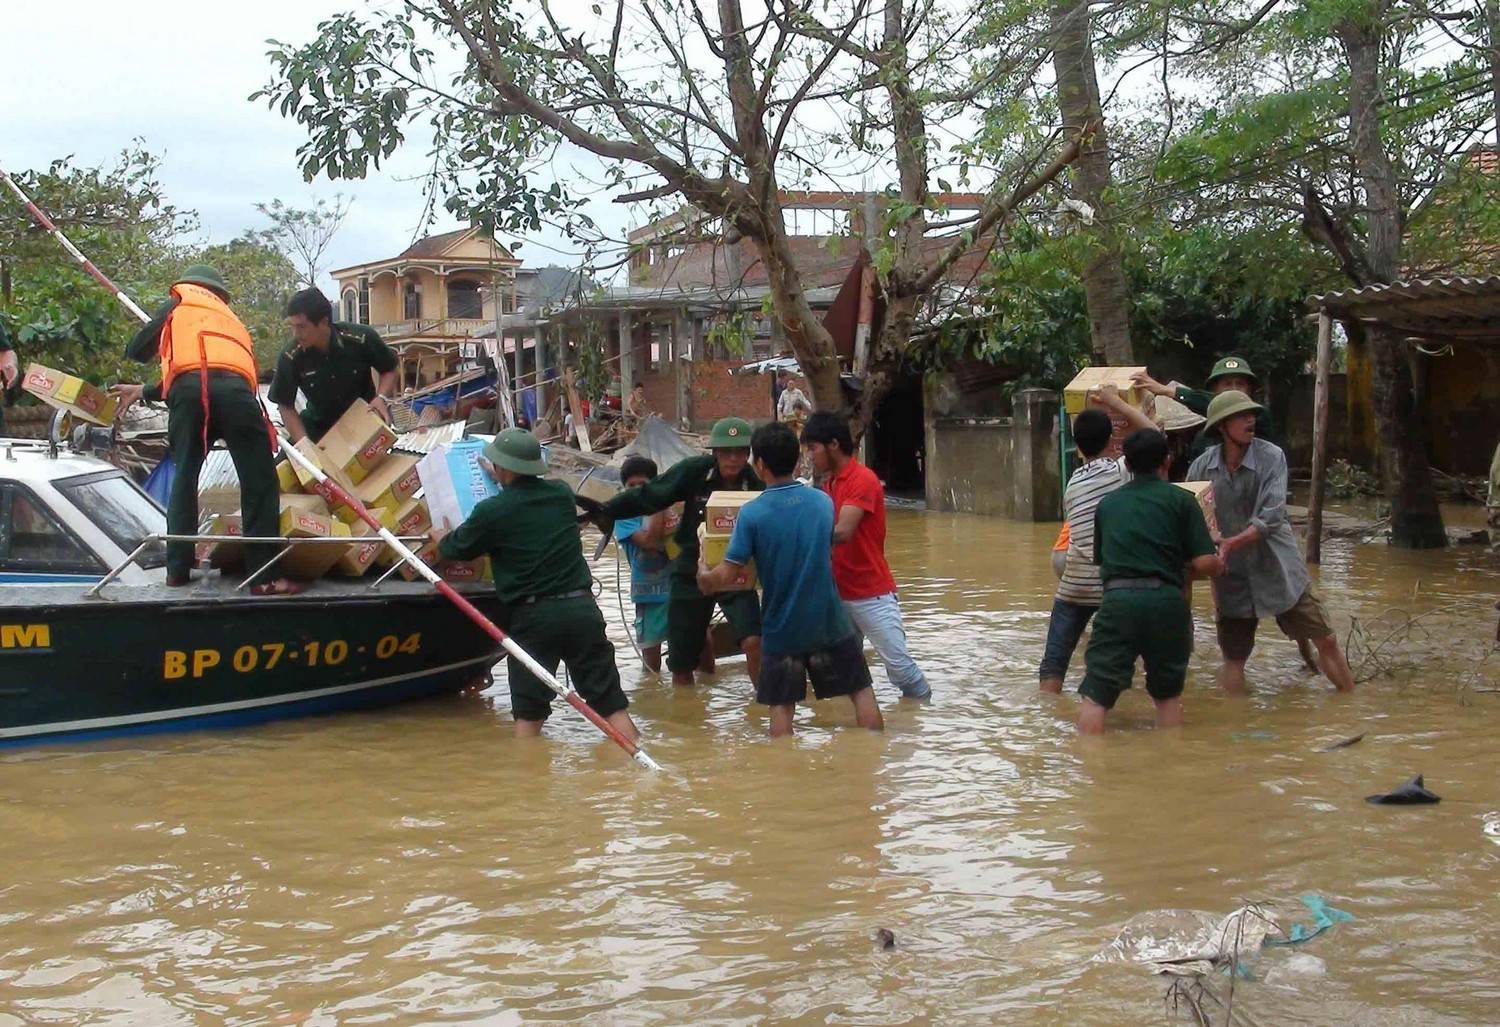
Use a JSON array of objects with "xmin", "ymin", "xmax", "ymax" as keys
[{"xmin": 374, "ymin": 317, "xmax": 491, "ymax": 338}]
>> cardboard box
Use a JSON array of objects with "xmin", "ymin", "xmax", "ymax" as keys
[
  {"xmin": 376, "ymin": 498, "xmax": 432, "ymax": 569},
  {"xmin": 704, "ymin": 491, "xmax": 759, "ymax": 535},
  {"xmin": 1063, "ymin": 366, "xmax": 1148, "ymax": 415},
  {"xmin": 275, "ymin": 459, "xmax": 300, "ymax": 494},
  {"xmin": 698, "ymin": 524, "xmax": 756, "ymax": 590},
  {"xmin": 416, "ymin": 439, "xmax": 499, "ymax": 531},
  {"xmin": 198, "ymin": 513, "xmax": 246, "ymax": 568},
  {"xmin": 662, "ymin": 501, "xmax": 685, "ymax": 559},
  {"xmin": 275, "ymin": 506, "xmax": 352, "ymax": 580},
  {"xmin": 399, "ymin": 538, "xmax": 491, "ymax": 583},
  {"xmin": 21, "ymin": 363, "xmax": 118, "ymax": 426},
  {"xmin": 348, "ymin": 453, "xmax": 421, "ymax": 521},
  {"xmin": 280, "ymin": 492, "xmax": 330, "ymax": 517},
  {"xmin": 1175, "ymin": 480, "xmax": 1219, "ymax": 537},
  {"xmin": 287, "ymin": 437, "xmax": 358, "ymax": 517},
  {"xmin": 332, "ymin": 508, "xmax": 396, "ymax": 577},
  {"xmin": 316, "ymin": 398, "xmax": 397, "ymax": 484}
]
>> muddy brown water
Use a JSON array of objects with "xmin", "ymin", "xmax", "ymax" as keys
[{"xmin": 3, "ymin": 509, "xmax": 1498, "ymax": 1025}]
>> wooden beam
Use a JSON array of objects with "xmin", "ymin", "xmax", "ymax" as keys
[
  {"xmin": 1307, "ymin": 311, "xmax": 1333, "ymax": 564},
  {"xmin": 563, "ymin": 366, "xmax": 593, "ymax": 454}
]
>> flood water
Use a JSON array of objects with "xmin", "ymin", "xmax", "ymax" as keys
[{"xmin": 3, "ymin": 509, "xmax": 1498, "ymax": 1024}]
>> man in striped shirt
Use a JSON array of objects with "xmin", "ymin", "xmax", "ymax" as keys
[{"xmin": 1039, "ymin": 386, "xmax": 1157, "ymax": 693}]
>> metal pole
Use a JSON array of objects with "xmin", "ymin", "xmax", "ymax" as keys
[{"xmin": 1307, "ymin": 311, "xmax": 1333, "ymax": 564}]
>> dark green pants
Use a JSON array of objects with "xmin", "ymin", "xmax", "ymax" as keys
[
  {"xmin": 500, "ymin": 595, "xmax": 628, "ymax": 722},
  {"xmin": 1078, "ymin": 587, "xmax": 1193, "ymax": 710},
  {"xmin": 166, "ymin": 372, "xmax": 279, "ymax": 579},
  {"xmin": 666, "ymin": 587, "xmax": 762, "ymax": 673}
]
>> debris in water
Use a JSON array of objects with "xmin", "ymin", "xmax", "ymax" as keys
[
  {"xmin": 1316, "ymin": 732, "xmax": 1365, "ymax": 752},
  {"xmin": 1094, "ymin": 905, "xmax": 1280, "ymax": 978},
  {"xmin": 875, "ymin": 928, "xmax": 896, "ymax": 950},
  {"xmin": 1365, "ymin": 774, "xmax": 1441, "ymax": 805},
  {"xmin": 1482, "ymin": 813, "xmax": 1500, "ymax": 847},
  {"xmin": 1264, "ymin": 895, "xmax": 1354, "ymax": 947}
]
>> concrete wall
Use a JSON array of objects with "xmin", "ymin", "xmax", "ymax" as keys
[{"xmin": 924, "ymin": 383, "xmax": 1062, "ymax": 520}]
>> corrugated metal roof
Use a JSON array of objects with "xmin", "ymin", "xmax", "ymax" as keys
[
  {"xmin": 393, "ymin": 422, "xmax": 468, "ymax": 455},
  {"xmin": 1309, "ymin": 275, "xmax": 1500, "ymax": 342}
]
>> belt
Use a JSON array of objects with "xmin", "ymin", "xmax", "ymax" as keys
[
  {"xmin": 1103, "ymin": 576, "xmax": 1169, "ymax": 591},
  {"xmin": 518, "ymin": 589, "xmax": 591, "ymax": 605}
]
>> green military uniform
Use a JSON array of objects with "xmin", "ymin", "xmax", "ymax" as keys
[
  {"xmin": 438, "ymin": 434, "xmax": 627, "ymax": 723},
  {"xmin": 1077, "ymin": 476, "xmax": 1216, "ymax": 710},
  {"xmin": 603, "ymin": 448, "xmax": 764, "ymax": 674},
  {"xmin": 267, "ymin": 323, "xmax": 397, "ymax": 442},
  {"xmin": 125, "ymin": 267, "xmax": 279, "ymax": 582},
  {"xmin": 1174, "ymin": 357, "xmax": 1276, "ymax": 460}
]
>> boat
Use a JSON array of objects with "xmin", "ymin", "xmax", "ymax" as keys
[{"xmin": 0, "ymin": 436, "xmax": 504, "ymax": 744}]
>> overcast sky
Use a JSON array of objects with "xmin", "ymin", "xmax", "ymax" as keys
[{"xmin": 1, "ymin": 1, "xmax": 632, "ymax": 293}]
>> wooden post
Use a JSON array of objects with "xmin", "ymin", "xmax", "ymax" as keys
[{"xmin": 1307, "ymin": 310, "xmax": 1333, "ymax": 564}]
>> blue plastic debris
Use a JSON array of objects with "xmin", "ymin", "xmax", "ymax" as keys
[{"xmin": 1265, "ymin": 894, "xmax": 1354, "ymax": 947}]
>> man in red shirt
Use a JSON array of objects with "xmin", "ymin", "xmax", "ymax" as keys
[{"xmin": 803, "ymin": 412, "xmax": 932, "ymax": 700}]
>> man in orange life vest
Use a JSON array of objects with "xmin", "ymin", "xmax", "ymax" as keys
[{"xmin": 112, "ymin": 265, "xmax": 299, "ymax": 595}]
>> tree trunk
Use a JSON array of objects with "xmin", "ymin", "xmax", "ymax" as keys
[
  {"xmin": 1050, "ymin": 1, "xmax": 1133, "ymax": 365},
  {"xmin": 1338, "ymin": 16, "xmax": 1446, "ymax": 547},
  {"xmin": 752, "ymin": 225, "xmax": 845, "ymax": 414},
  {"xmin": 1488, "ymin": 0, "xmax": 1500, "ymax": 145}
]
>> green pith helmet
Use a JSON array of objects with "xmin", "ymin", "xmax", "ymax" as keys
[
  {"xmin": 1204, "ymin": 390, "xmax": 1264, "ymax": 433},
  {"xmin": 1206, "ymin": 356, "xmax": 1256, "ymax": 385},
  {"xmin": 484, "ymin": 427, "xmax": 548, "ymax": 476},
  {"xmin": 708, "ymin": 416, "xmax": 752, "ymax": 449},
  {"xmin": 175, "ymin": 263, "xmax": 230, "ymax": 300}
]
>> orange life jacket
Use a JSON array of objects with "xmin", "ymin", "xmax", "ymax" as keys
[{"xmin": 158, "ymin": 282, "xmax": 258, "ymax": 393}]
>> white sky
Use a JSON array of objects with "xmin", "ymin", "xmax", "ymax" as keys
[{"xmin": 0, "ymin": 1, "xmax": 631, "ymax": 292}]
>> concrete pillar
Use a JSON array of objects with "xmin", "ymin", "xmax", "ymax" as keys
[
  {"xmin": 618, "ymin": 312, "xmax": 634, "ymax": 394},
  {"xmin": 1011, "ymin": 388, "xmax": 1062, "ymax": 521},
  {"xmin": 533, "ymin": 324, "xmax": 548, "ymax": 423}
]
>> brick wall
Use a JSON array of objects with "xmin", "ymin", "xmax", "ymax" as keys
[
  {"xmin": 690, "ymin": 360, "xmax": 775, "ymax": 427},
  {"xmin": 637, "ymin": 367, "xmax": 679, "ymax": 423}
]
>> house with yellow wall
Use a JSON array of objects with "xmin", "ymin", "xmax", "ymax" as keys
[{"xmin": 330, "ymin": 226, "xmax": 521, "ymax": 387}]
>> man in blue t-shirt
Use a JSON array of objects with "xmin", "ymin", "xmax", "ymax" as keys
[
  {"xmin": 613, "ymin": 456, "xmax": 673, "ymax": 674},
  {"xmin": 698, "ymin": 422, "xmax": 883, "ymax": 737}
]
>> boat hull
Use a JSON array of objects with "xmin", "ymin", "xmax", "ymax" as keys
[{"xmin": 1, "ymin": 583, "xmax": 506, "ymax": 743}]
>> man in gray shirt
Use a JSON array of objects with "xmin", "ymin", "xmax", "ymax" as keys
[{"xmin": 1187, "ymin": 391, "xmax": 1355, "ymax": 694}]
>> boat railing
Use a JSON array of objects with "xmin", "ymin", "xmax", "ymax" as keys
[{"xmin": 87, "ymin": 533, "xmax": 431, "ymax": 600}]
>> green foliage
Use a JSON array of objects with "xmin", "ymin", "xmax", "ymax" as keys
[
  {"xmin": 1, "ymin": 150, "xmax": 309, "ymax": 389},
  {"xmin": 197, "ymin": 236, "xmax": 301, "ymax": 368},
  {"xmin": 0, "ymin": 148, "xmax": 195, "ymax": 385}
]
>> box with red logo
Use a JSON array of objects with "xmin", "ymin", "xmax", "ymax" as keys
[
  {"xmin": 332, "ymin": 507, "xmax": 397, "ymax": 577},
  {"xmin": 1175, "ymin": 480, "xmax": 1219, "ymax": 537},
  {"xmin": 276, "ymin": 506, "xmax": 352, "ymax": 580},
  {"xmin": 376, "ymin": 498, "xmax": 432, "ymax": 569},
  {"xmin": 703, "ymin": 491, "xmax": 759, "ymax": 535},
  {"xmin": 399, "ymin": 537, "xmax": 491, "ymax": 583},
  {"xmin": 697, "ymin": 524, "xmax": 756, "ymax": 590},
  {"xmin": 316, "ymin": 398, "xmax": 397, "ymax": 484},
  {"xmin": 21, "ymin": 363, "xmax": 118, "ymax": 426},
  {"xmin": 345, "ymin": 453, "xmax": 420, "ymax": 522}
]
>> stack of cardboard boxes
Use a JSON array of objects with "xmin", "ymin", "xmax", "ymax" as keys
[
  {"xmin": 698, "ymin": 491, "xmax": 758, "ymax": 589},
  {"xmin": 203, "ymin": 398, "xmax": 437, "ymax": 581}
]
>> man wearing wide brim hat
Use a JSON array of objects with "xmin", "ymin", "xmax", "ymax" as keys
[
  {"xmin": 437, "ymin": 427, "xmax": 640, "ymax": 740},
  {"xmin": 112, "ymin": 265, "xmax": 299, "ymax": 596},
  {"xmin": 586, "ymin": 415, "xmax": 765, "ymax": 687},
  {"xmin": 1187, "ymin": 391, "xmax": 1355, "ymax": 695},
  {"xmin": 1133, "ymin": 355, "xmax": 1276, "ymax": 459}
]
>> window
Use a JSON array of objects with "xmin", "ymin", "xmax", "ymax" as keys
[
  {"xmin": 447, "ymin": 279, "xmax": 483, "ymax": 319},
  {"xmin": 0, "ymin": 483, "xmax": 104, "ymax": 575},
  {"xmin": 342, "ymin": 290, "xmax": 358, "ymax": 322},
  {"xmin": 55, "ymin": 471, "xmax": 167, "ymax": 570},
  {"xmin": 358, "ymin": 277, "xmax": 371, "ymax": 323},
  {"xmin": 404, "ymin": 281, "xmax": 421, "ymax": 320}
]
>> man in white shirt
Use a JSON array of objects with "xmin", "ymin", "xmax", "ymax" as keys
[{"xmin": 1039, "ymin": 386, "xmax": 1156, "ymax": 693}]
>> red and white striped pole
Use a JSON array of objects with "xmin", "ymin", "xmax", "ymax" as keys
[{"xmin": 0, "ymin": 164, "xmax": 151, "ymax": 323}]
